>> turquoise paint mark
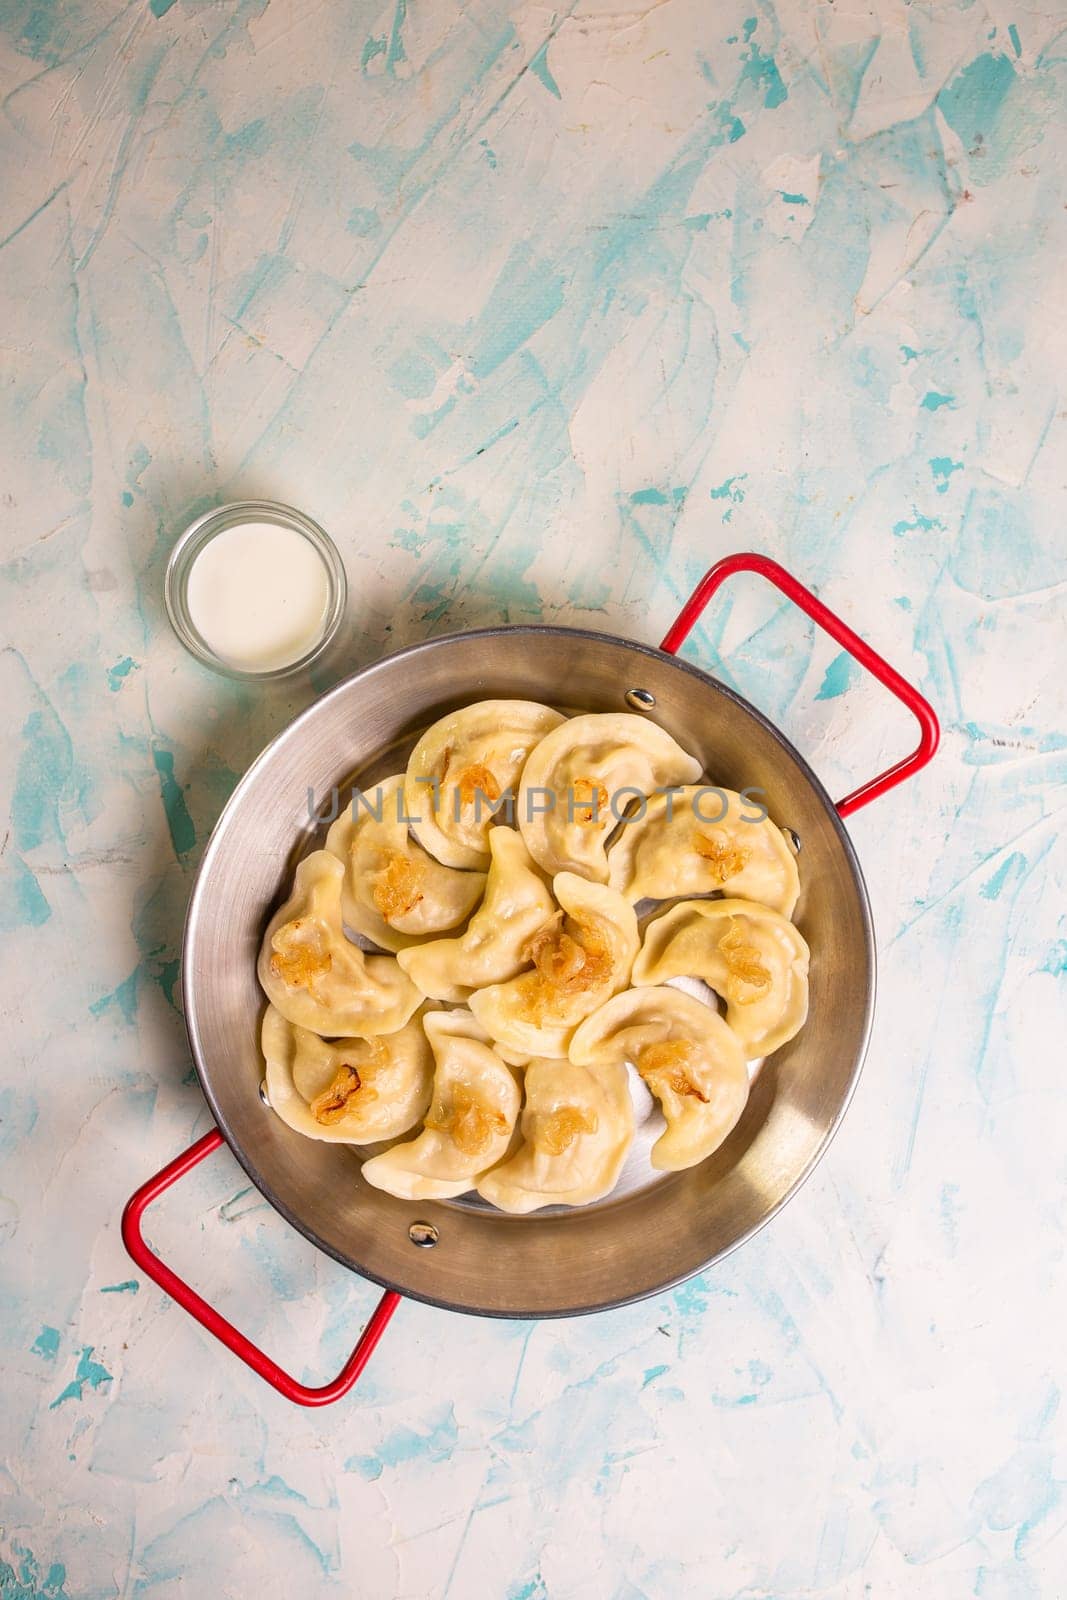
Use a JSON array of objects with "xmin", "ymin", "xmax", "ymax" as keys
[
  {"xmin": 473, "ymin": 417, "xmax": 521, "ymax": 461},
  {"xmin": 981, "ymin": 851, "xmax": 1026, "ymax": 900},
  {"xmin": 0, "ymin": 856, "xmax": 51, "ymax": 931},
  {"xmin": 908, "ymin": 17, "xmax": 926, "ymax": 76},
  {"xmin": 149, "ymin": 0, "xmax": 178, "ymax": 17},
  {"xmin": 972, "ymin": 1443, "xmax": 1060, "ymax": 1551},
  {"xmin": 479, "ymin": 137, "xmax": 498, "ymax": 168},
  {"xmin": 385, "ymin": 0, "xmax": 407, "ymax": 73},
  {"xmin": 960, "ymin": 722, "xmax": 1067, "ymax": 767},
  {"xmin": 952, "ymin": 482, "xmax": 1059, "ymax": 597},
  {"xmin": 467, "ymin": 245, "xmax": 564, "ymax": 380},
  {"xmin": 569, "ymin": 569, "xmax": 612, "ymax": 610},
  {"xmin": 106, "ymin": 52, "xmax": 188, "ymax": 238},
  {"xmin": 115, "ymin": 882, "xmax": 185, "ymax": 1019},
  {"xmin": 361, "ymin": 35, "xmax": 386, "ymax": 70},
  {"xmin": 921, "ymin": 390, "xmax": 955, "ymax": 411},
  {"xmin": 413, "ymin": 581, "xmax": 453, "ymax": 623},
  {"xmin": 742, "ymin": 17, "xmax": 757, "ymax": 41},
  {"xmin": 229, "ymin": 251, "xmax": 292, "ymax": 325},
  {"xmin": 709, "ymin": 474, "xmax": 747, "ymax": 502},
  {"xmin": 412, "ymin": 394, "xmax": 456, "ymax": 439},
  {"xmin": 828, "ymin": 35, "xmax": 880, "ymax": 122},
  {"xmin": 59, "ymin": 661, "xmax": 92, "ymax": 718},
  {"xmin": 739, "ymin": 39, "xmax": 787, "ymax": 109},
  {"xmin": 937, "ymin": 51, "xmax": 1017, "ymax": 162},
  {"xmin": 36, "ymin": 376, "xmax": 92, "ymax": 497},
  {"xmin": 50, "ymin": 1345, "xmax": 113, "ymax": 1409},
  {"xmin": 0, "ymin": 1547, "xmax": 70, "ymax": 1600},
  {"xmin": 940, "ymin": 1182, "xmax": 961, "ymax": 1250},
  {"xmin": 0, "ymin": 181, "xmax": 72, "ymax": 253},
  {"xmin": 345, "ymin": 1403, "xmax": 458, "ymax": 1480},
  {"xmin": 107, "ymin": 656, "xmax": 136, "ymax": 691},
  {"xmin": 90, "ymin": 967, "xmax": 140, "ymax": 1025},
  {"xmin": 642, "ymin": 1363, "xmax": 669, "ymax": 1388},
  {"xmin": 816, "ymin": 651, "xmax": 860, "ymax": 700},
  {"xmin": 12, "ymin": 704, "xmax": 89, "ymax": 853},
  {"xmin": 100, "ymin": 1280, "xmax": 139, "ymax": 1294},
  {"xmin": 630, "ymin": 486, "xmax": 687, "ymax": 507},
  {"xmin": 893, "ymin": 510, "xmax": 944, "ymax": 536},
  {"xmin": 778, "ymin": 190, "xmax": 808, "ymax": 205},
  {"xmin": 389, "ymin": 350, "xmax": 437, "ymax": 400},
  {"xmin": 391, "ymin": 525, "xmax": 428, "ymax": 555},
  {"xmin": 529, "ymin": 40, "xmax": 561, "ymax": 99},
  {"xmin": 507, "ymin": 1578, "xmax": 548, "ymax": 1600},
  {"xmin": 901, "ymin": 345, "xmax": 921, "ymax": 362},
  {"xmin": 219, "ymin": 1186, "xmax": 268, "ymax": 1222},
  {"xmin": 930, "ymin": 456, "xmax": 963, "ymax": 492},
  {"xmin": 225, "ymin": 118, "xmax": 272, "ymax": 161},
  {"xmin": 672, "ymin": 1275, "xmax": 713, "ymax": 1319},
  {"xmin": 346, "ymin": 206, "xmax": 380, "ymax": 236},
  {"xmin": 121, "ymin": 490, "xmax": 134, "ymax": 506},
  {"xmin": 154, "ymin": 956, "xmax": 180, "ymax": 1008},
  {"xmin": 126, "ymin": 441, "xmax": 151, "ymax": 487},
  {"xmin": 254, "ymin": 1474, "xmax": 310, "ymax": 1505},
  {"xmin": 0, "ymin": 1087, "xmax": 38, "ymax": 1155},
  {"xmin": 31, "ymin": 1326, "xmax": 61, "ymax": 1361},
  {"xmin": 1029, "ymin": 1384, "xmax": 1060, "ymax": 1435},
  {"xmin": 894, "ymin": 596, "xmax": 913, "ymax": 610},
  {"xmin": 1040, "ymin": 940, "xmax": 1067, "ymax": 977},
  {"xmin": 1008, "ymin": 24, "xmax": 1022, "ymax": 57},
  {"xmin": 151, "ymin": 745, "xmax": 196, "ymax": 858}
]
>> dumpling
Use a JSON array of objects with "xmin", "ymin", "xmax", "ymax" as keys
[
  {"xmin": 606, "ymin": 787, "xmax": 800, "ymax": 917},
  {"xmin": 404, "ymin": 700, "xmax": 566, "ymax": 870},
  {"xmin": 257, "ymin": 851, "xmax": 421, "ymax": 1036},
  {"xmin": 517, "ymin": 712, "xmax": 703, "ymax": 882},
  {"xmin": 261, "ymin": 1005, "xmax": 432, "ymax": 1143},
  {"xmin": 360, "ymin": 1010, "xmax": 521, "ymax": 1200},
  {"xmin": 325, "ymin": 775, "xmax": 485, "ymax": 952},
  {"xmin": 570, "ymin": 987, "xmax": 749, "ymax": 1171},
  {"xmin": 477, "ymin": 1057, "xmax": 635, "ymax": 1212},
  {"xmin": 632, "ymin": 898, "xmax": 809, "ymax": 1057},
  {"xmin": 468, "ymin": 873, "xmax": 639, "ymax": 1058},
  {"xmin": 397, "ymin": 828, "xmax": 556, "ymax": 1002}
]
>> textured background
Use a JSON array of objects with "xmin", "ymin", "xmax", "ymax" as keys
[{"xmin": 1, "ymin": 0, "xmax": 1064, "ymax": 1596}]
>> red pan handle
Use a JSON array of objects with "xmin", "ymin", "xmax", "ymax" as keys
[
  {"xmin": 660, "ymin": 551, "xmax": 939, "ymax": 817},
  {"xmin": 121, "ymin": 1128, "xmax": 400, "ymax": 1406}
]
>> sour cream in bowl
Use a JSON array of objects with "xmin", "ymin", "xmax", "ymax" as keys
[{"xmin": 165, "ymin": 502, "xmax": 347, "ymax": 680}]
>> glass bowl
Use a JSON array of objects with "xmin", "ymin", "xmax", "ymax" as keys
[{"xmin": 164, "ymin": 500, "xmax": 347, "ymax": 681}]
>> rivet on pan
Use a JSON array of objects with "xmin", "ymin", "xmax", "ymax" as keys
[
  {"xmin": 258, "ymin": 1080, "xmax": 271, "ymax": 1107},
  {"xmin": 408, "ymin": 1221, "xmax": 439, "ymax": 1249},
  {"xmin": 625, "ymin": 688, "xmax": 657, "ymax": 711},
  {"xmin": 785, "ymin": 828, "xmax": 802, "ymax": 854}
]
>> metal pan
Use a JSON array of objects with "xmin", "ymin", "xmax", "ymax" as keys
[{"xmin": 123, "ymin": 554, "xmax": 938, "ymax": 1405}]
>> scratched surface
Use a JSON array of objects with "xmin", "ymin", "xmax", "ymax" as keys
[{"xmin": 1, "ymin": 0, "xmax": 1065, "ymax": 1595}]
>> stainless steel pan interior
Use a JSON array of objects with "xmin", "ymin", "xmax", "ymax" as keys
[{"xmin": 183, "ymin": 626, "xmax": 874, "ymax": 1318}]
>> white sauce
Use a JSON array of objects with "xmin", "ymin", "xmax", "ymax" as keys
[{"xmin": 185, "ymin": 521, "xmax": 331, "ymax": 672}]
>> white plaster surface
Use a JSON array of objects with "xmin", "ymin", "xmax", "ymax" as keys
[{"xmin": 0, "ymin": 1, "xmax": 1064, "ymax": 1596}]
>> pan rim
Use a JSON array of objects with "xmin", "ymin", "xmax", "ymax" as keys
[{"xmin": 182, "ymin": 622, "xmax": 876, "ymax": 1319}]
